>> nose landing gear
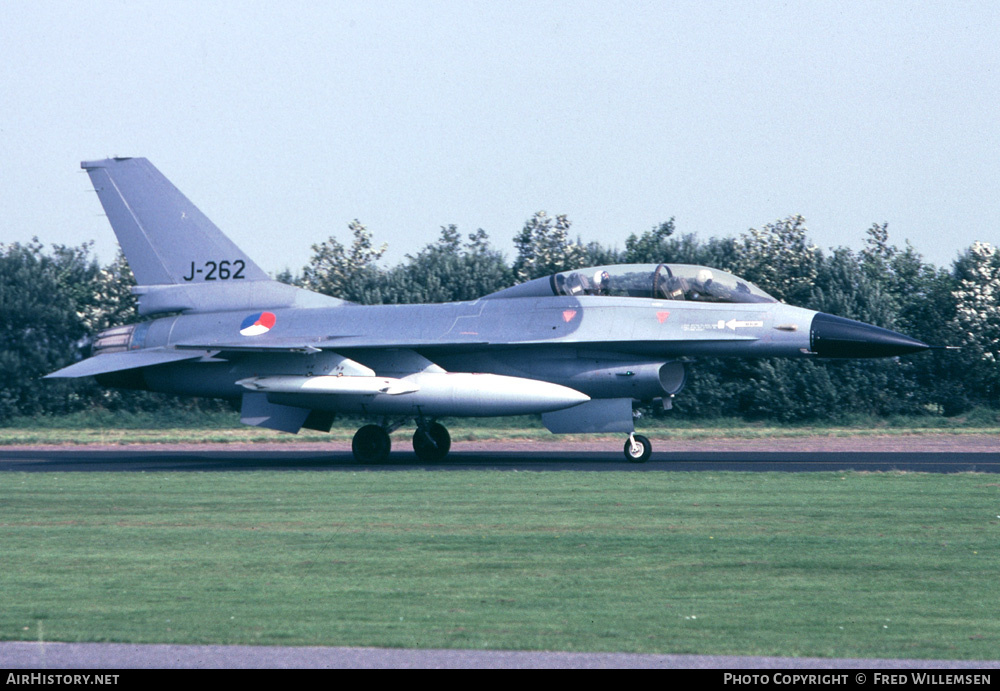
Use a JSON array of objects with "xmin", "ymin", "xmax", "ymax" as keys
[{"xmin": 624, "ymin": 433, "xmax": 652, "ymax": 463}]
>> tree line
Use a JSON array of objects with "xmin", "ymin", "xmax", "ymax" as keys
[{"xmin": 2, "ymin": 213, "xmax": 997, "ymax": 423}]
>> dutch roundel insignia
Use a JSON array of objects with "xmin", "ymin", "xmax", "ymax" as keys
[{"xmin": 240, "ymin": 311, "xmax": 276, "ymax": 336}]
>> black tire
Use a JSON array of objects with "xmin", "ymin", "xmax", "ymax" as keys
[
  {"xmin": 352, "ymin": 424, "xmax": 392, "ymax": 463},
  {"xmin": 623, "ymin": 434, "xmax": 652, "ymax": 463},
  {"xmin": 413, "ymin": 422, "xmax": 451, "ymax": 462}
]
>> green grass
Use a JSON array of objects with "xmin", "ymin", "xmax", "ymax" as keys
[
  {"xmin": 1, "ymin": 406, "xmax": 999, "ymax": 445},
  {"xmin": 2, "ymin": 471, "xmax": 999, "ymax": 658},
  {"xmin": 1, "ymin": 425, "xmax": 998, "ymax": 446}
]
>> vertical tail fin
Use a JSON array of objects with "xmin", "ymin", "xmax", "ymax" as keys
[{"xmin": 82, "ymin": 157, "xmax": 271, "ymax": 286}]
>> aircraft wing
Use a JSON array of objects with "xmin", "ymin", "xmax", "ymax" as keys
[
  {"xmin": 44, "ymin": 349, "xmax": 214, "ymax": 379},
  {"xmin": 172, "ymin": 337, "xmax": 490, "ymax": 352},
  {"xmin": 174, "ymin": 340, "xmax": 327, "ymax": 354}
]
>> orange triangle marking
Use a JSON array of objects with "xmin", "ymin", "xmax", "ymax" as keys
[
  {"xmin": 656, "ymin": 311, "xmax": 670, "ymax": 323},
  {"xmin": 563, "ymin": 310, "xmax": 577, "ymax": 323}
]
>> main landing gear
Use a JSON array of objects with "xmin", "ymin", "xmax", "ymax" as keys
[
  {"xmin": 350, "ymin": 419, "xmax": 452, "ymax": 463},
  {"xmin": 351, "ymin": 424, "xmax": 392, "ymax": 463},
  {"xmin": 412, "ymin": 421, "xmax": 451, "ymax": 462}
]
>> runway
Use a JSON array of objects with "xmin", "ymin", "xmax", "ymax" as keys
[
  {"xmin": 2, "ymin": 641, "xmax": 998, "ymax": 669},
  {"xmin": 1, "ymin": 436, "xmax": 998, "ymax": 473},
  {"xmin": 4, "ymin": 436, "xmax": 998, "ymax": 669}
]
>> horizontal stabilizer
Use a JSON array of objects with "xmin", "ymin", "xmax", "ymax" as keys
[{"xmin": 44, "ymin": 349, "xmax": 210, "ymax": 379}]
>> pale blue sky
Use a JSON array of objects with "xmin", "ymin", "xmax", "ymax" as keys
[{"xmin": 2, "ymin": 1, "xmax": 998, "ymax": 275}]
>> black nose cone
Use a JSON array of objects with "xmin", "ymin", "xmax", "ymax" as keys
[{"xmin": 810, "ymin": 313, "xmax": 929, "ymax": 358}]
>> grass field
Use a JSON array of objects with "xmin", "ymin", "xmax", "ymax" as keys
[
  {"xmin": 2, "ymin": 408, "xmax": 999, "ymax": 446},
  {"xmin": 3, "ymin": 426, "xmax": 1000, "ymax": 446},
  {"xmin": 2, "ymin": 470, "xmax": 999, "ymax": 659}
]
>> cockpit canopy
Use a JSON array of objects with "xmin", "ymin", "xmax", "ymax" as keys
[{"xmin": 486, "ymin": 264, "xmax": 778, "ymax": 304}]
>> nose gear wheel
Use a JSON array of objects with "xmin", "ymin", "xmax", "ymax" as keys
[{"xmin": 624, "ymin": 433, "xmax": 652, "ymax": 463}]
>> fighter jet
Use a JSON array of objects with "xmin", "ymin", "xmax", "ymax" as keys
[{"xmin": 46, "ymin": 158, "xmax": 931, "ymax": 463}]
